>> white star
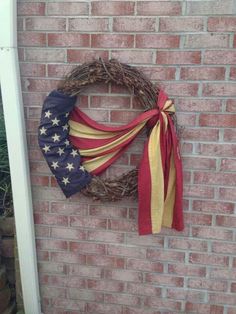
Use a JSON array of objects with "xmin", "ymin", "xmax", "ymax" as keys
[
  {"xmin": 45, "ymin": 110, "xmax": 52, "ymax": 118},
  {"xmin": 51, "ymin": 117, "xmax": 60, "ymax": 126},
  {"xmin": 57, "ymin": 147, "xmax": 65, "ymax": 156},
  {"xmin": 42, "ymin": 144, "xmax": 50, "ymax": 153},
  {"xmin": 65, "ymin": 112, "xmax": 70, "ymax": 118},
  {"xmin": 64, "ymin": 139, "xmax": 70, "ymax": 147},
  {"xmin": 62, "ymin": 124, "xmax": 69, "ymax": 131},
  {"xmin": 51, "ymin": 161, "xmax": 59, "ymax": 170},
  {"xmin": 62, "ymin": 177, "xmax": 70, "ymax": 186},
  {"xmin": 79, "ymin": 165, "xmax": 85, "ymax": 172},
  {"xmin": 70, "ymin": 149, "xmax": 78, "ymax": 157},
  {"xmin": 39, "ymin": 126, "xmax": 47, "ymax": 135},
  {"xmin": 66, "ymin": 163, "xmax": 74, "ymax": 172},
  {"xmin": 52, "ymin": 133, "xmax": 60, "ymax": 142}
]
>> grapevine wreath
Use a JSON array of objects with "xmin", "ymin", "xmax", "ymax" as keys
[{"xmin": 38, "ymin": 59, "xmax": 184, "ymax": 235}]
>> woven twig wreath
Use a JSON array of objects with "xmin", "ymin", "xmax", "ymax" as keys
[{"xmin": 59, "ymin": 59, "xmax": 160, "ymax": 201}]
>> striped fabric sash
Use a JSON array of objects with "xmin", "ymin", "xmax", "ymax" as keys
[{"xmin": 69, "ymin": 90, "xmax": 184, "ymax": 235}]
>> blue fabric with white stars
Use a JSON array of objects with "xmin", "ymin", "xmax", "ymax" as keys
[{"xmin": 38, "ymin": 90, "xmax": 92, "ymax": 198}]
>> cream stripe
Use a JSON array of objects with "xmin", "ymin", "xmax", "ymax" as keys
[
  {"xmin": 148, "ymin": 122, "xmax": 165, "ymax": 234},
  {"xmin": 82, "ymin": 151, "xmax": 118, "ymax": 173},
  {"xmin": 80, "ymin": 121, "xmax": 146, "ymax": 157},
  {"xmin": 69, "ymin": 120, "xmax": 118, "ymax": 139},
  {"xmin": 162, "ymin": 152, "xmax": 175, "ymax": 228}
]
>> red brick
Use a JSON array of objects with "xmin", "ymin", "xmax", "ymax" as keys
[
  {"xmin": 105, "ymin": 269, "xmax": 142, "ymax": 283},
  {"xmin": 136, "ymin": 34, "xmax": 179, "ymax": 48},
  {"xmin": 192, "ymin": 226, "xmax": 233, "ymax": 241},
  {"xmin": 87, "ymin": 302, "xmax": 123, "ymax": 314},
  {"xmin": 17, "ymin": 2, "xmax": 45, "ymax": 15},
  {"xmin": 111, "ymin": 50, "xmax": 153, "ymax": 64},
  {"xmin": 210, "ymin": 268, "xmax": 236, "ymax": 280},
  {"xmin": 209, "ymin": 293, "xmax": 236, "ymax": 306},
  {"xmin": 188, "ymin": 278, "xmax": 227, "ymax": 292},
  {"xmin": 127, "ymin": 258, "xmax": 163, "ymax": 272},
  {"xmin": 212, "ymin": 241, "xmax": 236, "ymax": 254},
  {"xmin": 110, "ymin": 111, "xmax": 140, "ymax": 124},
  {"xmin": 23, "ymin": 78, "xmax": 59, "ymax": 92},
  {"xmin": 219, "ymin": 187, "xmax": 236, "ymax": 201},
  {"xmin": 167, "ymin": 288, "xmax": 205, "ymax": 302},
  {"xmin": 34, "ymin": 213, "xmax": 68, "ymax": 226},
  {"xmin": 51, "ymin": 252, "xmax": 86, "ymax": 264},
  {"xmin": 25, "ymin": 48, "xmax": 65, "ymax": 62},
  {"xmin": 69, "ymin": 18, "xmax": 109, "ymax": 32},
  {"xmin": 144, "ymin": 296, "xmax": 181, "ymax": 310},
  {"xmin": 216, "ymin": 215, "xmax": 236, "ymax": 228},
  {"xmin": 126, "ymin": 283, "xmax": 161, "ymax": 297},
  {"xmin": 123, "ymin": 307, "xmax": 160, "ymax": 314},
  {"xmin": 184, "ymin": 34, "xmax": 229, "ymax": 48},
  {"xmin": 161, "ymin": 83, "xmax": 198, "ymax": 96},
  {"xmin": 104, "ymin": 293, "xmax": 141, "ymax": 306},
  {"xmin": 220, "ymin": 158, "xmax": 236, "ymax": 172},
  {"xmin": 40, "ymin": 285, "xmax": 66, "ymax": 298},
  {"xmin": 70, "ymin": 216, "xmax": 107, "ymax": 229},
  {"xmin": 113, "ymin": 17, "xmax": 155, "ymax": 32},
  {"xmin": 231, "ymin": 283, "xmax": 236, "ymax": 293},
  {"xmin": 37, "ymin": 250, "xmax": 49, "ymax": 261},
  {"xmin": 36, "ymin": 239, "xmax": 68, "ymax": 251},
  {"xmin": 67, "ymin": 288, "xmax": 103, "ymax": 302},
  {"xmin": 184, "ymin": 185, "xmax": 214, "ymax": 199},
  {"xmin": 194, "ymin": 172, "xmax": 236, "ymax": 186},
  {"xmin": 136, "ymin": 66, "xmax": 176, "ymax": 81},
  {"xmin": 107, "ymin": 244, "xmax": 146, "ymax": 259},
  {"xmin": 87, "ymin": 230, "xmax": 124, "ymax": 244},
  {"xmin": 87, "ymin": 255, "xmax": 125, "ymax": 268},
  {"xmin": 51, "ymin": 227, "xmax": 86, "ymax": 240},
  {"xmin": 47, "ymin": 2, "xmax": 88, "ymax": 15},
  {"xmin": 178, "ymin": 99, "xmax": 221, "ymax": 112},
  {"xmin": 193, "ymin": 200, "xmax": 234, "ymax": 214},
  {"xmin": 67, "ymin": 50, "xmax": 108, "ymax": 63},
  {"xmin": 200, "ymin": 114, "xmax": 236, "ymax": 127},
  {"xmin": 160, "ymin": 17, "xmax": 204, "ymax": 32},
  {"xmin": 146, "ymin": 249, "xmax": 185, "ymax": 263},
  {"xmin": 169, "ymin": 237, "xmax": 208, "ymax": 252},
  {"xmin": 69, "ymin": 242, "xmax": 106, "ymax": 254},
  {"xmin": 48, "ymin": 33, "xmax": 89, "ymax": 47},
  {"xmin": 187, "ymin": 0, "xmax": 235, "ymax": 15},
  {"xmin": 137, "ymin": 1, "xmax": 182, "ymax": 16},
  {"xmin": 180, "ymin": 67, "xmax": 225, "ymax": 80},
  {"xmin": 91, "ymin": 34, "xmax": 134, "ymax": 48},
  {"xmin": 168, "ymin": 264, "xmax": 206, "ymax": 277},
  {"xmin": 18, "ymin": 32, "xmax": 46, "ymax": 47},
  {"xmin": 230, "ymin": 67, "xmax": 236, "ymax": 80},
  {"xmin": 224, "ymin": 129, "xmax": 236, "ymax": 142},
  {"xmin": 38, "ymin": 262, "xmax": 66, "ymax": 275},
  {"xmin": 199, "ymin": 143, "xmax": 236, "ymax": 157},
  {"xmin": 87, "ymin": 279, "xmax": 124, "ymax": 292},
  {"xmin": 145, "ymin": 273, "xmax": 183, "ymax": 287},
  {"xmin": 182, "ymin": 157, "xmax": 216, "ymax": 170},
  {"xmin": 185, "ymin": 303, "xmax": 224, "ymax": 314},
  {"xmin": 208, "ymin": 17, "xmax": 236, "ymax": 31},
  {"xmin": 33, "ymin": 200, "xmax": 49, "ymax": 212},
  {"xmin": 228, "ymin": 308, "xmax": 236, "ymax": 314},
  {"xmin": 181, "ymin": 128, "xmax": 219, "ymax": 141},
  {"xmin": 68, "ymin": 265, "xmax": 102, "ymax": 278},
  {"xmin": 89, "ymin": 205, "xmax": 127, "ymax": 218},
  {"xmin": 20, "ymin": 63, "xmax": 46, "ymax": 77},
  {"xmin": 91, "ymin": 2, "xmax": 135, "ymax": 16},
  {"xmin": 51, "ymin": 299, "xmax": 86, "ymax": 311},
  {"xmin": 83, "ymin": 109, "xmax": 109, "ymax": 123},
  {"xmin": 51, "ymin": 202, "xmax": 87, "ymax": 215},
  {"xmin": 26, "ymin": 17, "xmax": 66, "ymax": 31},
  {"xmin": 204, "ymin": 50, "xmax": 236, "ymax": 64},
  {"xmin": 90, "ymin": 95, "xmax": 131, "ymax": 109},
  {"xmin": 189, "ymin": 253, "xmax": 229, "ymax": 267},
  {"xmin": 126, "ymin": 233, "xmax": 164, "ymax": 247},
  {"xmin": 203, "ymin": 83, "xmax": 236, "ymax": 97},
  {"xmin": 157, "ymin": 51, "xmax": 201, "ymax": 65},
  {"xmin": 108, "ymin": 219, "xmax": 137, "ymax": 232}
]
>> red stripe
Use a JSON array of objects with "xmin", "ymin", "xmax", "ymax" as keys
[{"xmin": 138, "ymin": 139, "xmax": 152, "ymax": 235}]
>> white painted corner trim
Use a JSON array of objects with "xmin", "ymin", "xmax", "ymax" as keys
[{"xmin": 0, "ymin": 0, "xmax": 41, "ymax": 313}]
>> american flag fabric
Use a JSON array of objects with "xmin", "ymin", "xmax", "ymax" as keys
[
  {"xmin": 38, "ymin": 89, "xmax": 184, "ymax": 235},
  {"xmin": 38, "ymin": 90, "xmax": 91, "ymax": 198}
]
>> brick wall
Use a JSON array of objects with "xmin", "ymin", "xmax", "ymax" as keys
[{"xmin": 17, "ymin": 1, "xmax": 236, "ymax": 313}]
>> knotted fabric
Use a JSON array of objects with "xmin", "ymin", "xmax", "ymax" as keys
[{"xmin": 69, "ymin": 90, "xmax": 184, "ymax": 235}]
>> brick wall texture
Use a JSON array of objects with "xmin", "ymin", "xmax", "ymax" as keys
[{"xmin": 17, "ymin": 0, "xmax": 236, "ymax": 313}]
